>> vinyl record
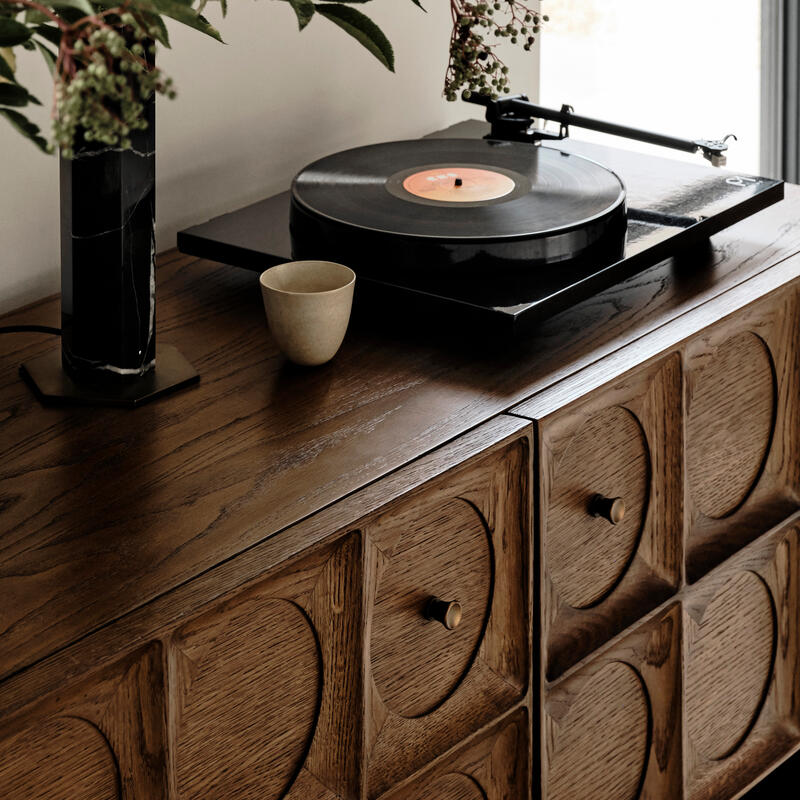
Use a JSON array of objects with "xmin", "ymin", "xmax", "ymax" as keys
[{"xmin": 290, "ymin": 138, "xmax": 627, "ymax": 280}]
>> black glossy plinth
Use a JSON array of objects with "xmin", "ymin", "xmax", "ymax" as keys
[{"xmin": 20, "ymin": 345, "xmax": 198, "ymax": 407}]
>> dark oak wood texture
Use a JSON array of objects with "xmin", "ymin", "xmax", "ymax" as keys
[
  {"xmin": 0, "ymin": 533, "xmax": 364, "ymax": 800},
  {"xmin": 542, "ymin": 604, "xmax": 683, "ymax": 800},
  {"xmin": 684, "ymin": 287, "xmax": 800, "ymax": 581},
  {"xmin": 380, "ymin": 709, "xmax": 530, "ymax": 800},
  {"xmin": 169, "ymin": 533, "xmax": 363, "ymax": 800},
  {"xmin": 0, "ymin": 418, "xmax": 531, "ymax": 800},
  {"xmin": 684, "ymin": 518, "xmax": 800, "ymax": 800},
  {"xmin": 364, "ymin": 438, "xmax": 530, "ymax": 796},
  {"xmin": 517, "ymin": 353, "xmax": 682, "ymax": 680},
  {"xmin": 4, "ymin": 179, "xmax": 800, "ymax": 683},
  {"xmin": 0, "ymin": 643, "xmax": 167, "ymax": 799}
]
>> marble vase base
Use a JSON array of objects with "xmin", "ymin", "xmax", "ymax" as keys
[{"xmin": 20, "ymin": 344, "xmax": 198, "ymax": 407}]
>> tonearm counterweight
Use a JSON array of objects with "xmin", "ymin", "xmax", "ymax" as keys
[{"xmin": 464, "ymin": 93, "xmax": 736, "ymax": 167}]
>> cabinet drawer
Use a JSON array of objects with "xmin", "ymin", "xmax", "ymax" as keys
[
  {"xmin": 0, "ymin": 645, "xmax": 167, "ymax": 799},
  {"xmin": 170, "ymin": 534, "xmax": 360, "ymax": 800},
  {"xmin": 381, "ymin": 710, "xmax": 529, "ymax": 800},
  {"xmin": 684, "ymin": 290, "xmax": 800, "ymax": 581},
  {"xmin": 364, "ymin": 436, "xmax": 531, "ymax": 797},
  {"xmin": 514, "ymin": 353, "xmax": 682, "ymax": 679},
  {"xmin": 542, "ymin": 604, "xmax": 682, "ymax": 800},
  {"xmin": 684, "ymin": 518, "xmax": 800, "ymax": 800}
]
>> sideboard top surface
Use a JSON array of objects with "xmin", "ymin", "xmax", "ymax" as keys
[{"xmin": 2, "ymin": 174, "xmax": 800, "ymax": 681}]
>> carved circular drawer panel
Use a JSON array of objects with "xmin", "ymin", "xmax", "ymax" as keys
[
  {"xmin": 686, "ymin": 571, "xmax": 775, "ymax": 760},
  {"xmin": 686, "ymin": 332, "xmax": 775, "ymax": 519},
  {"xmin": 370, "ymin": 497, "xmax": 493, "ymax": 718},
  {"xmin": 547, "ymin": 406, "xmax": 650, "ymax": 608},
  {"xmin": 0, "ymin": 716, "xmax": 119, "ymax": 800},
  {"xmin": 173, "ymin": 596, "xmax": 321, "ymax": 800},
  {"xmin": 548, "ymin": 662, "xmax": 649, "ymax": 800}
]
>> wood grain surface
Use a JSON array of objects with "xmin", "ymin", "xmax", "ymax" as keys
[
  {"xmin": 686, "ymin": 333, "xmax": 775, "ymax": 519},
  {"xmin": 686, "ymin": 572, "xmax": 775, "ymax": 761},
  {"xmin": 381, "ymin": 709, "xmax": 529, "ymax": 800},
  {"xmin": 0, "ymin": 417, "xmax": 529, "ymax": 726},
  {"xmin": 2, "ymin": 177, "xmax": 800, "ymax": 681},
  {"xmin": 684, "ymin": 519, "xmax": 800, "ymax": 800},
  {"xmin": 547, "ymin": 662, "xmax": 649, "ymax": 800},
  {"xmin": 546, "ymin": 405, "xmax": 650, "ymax": 609},
  {"xmin": 171, "ymin": 596, "xmax": 321, "ymax": 800},
  {"xmin": 684, "ymin": 288, "xmax": 800, "ymax": 581},
  {"xmin": 0, "ymin": 716, "xmax": 120, "ymax": 800},
  {"xmin": 529, "ymin": 353, "xmax": 682, "ymax": 680},
  {"xmin": 364, "ymin": 438, "xmax": 530, "ymax": 797},
  {"xmin": 0, "ymin": 643, "xmax": 168, "ymax": 799},
  {"xmin": 543, "ymin": 604, "xmax": 683, "ymax": 800},
  {"xmin": 369, "ymin": 497, "xmax": 493, "ymax": 718}
]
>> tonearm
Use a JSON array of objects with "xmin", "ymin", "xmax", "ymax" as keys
[{"xmin": 463, "ymin": 93, "xmax": 736, "ymax": 167}]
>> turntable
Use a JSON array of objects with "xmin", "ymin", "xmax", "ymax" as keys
[{"xmin": 178, "ymin": 95, "xmax": 784, "ymax": 334}]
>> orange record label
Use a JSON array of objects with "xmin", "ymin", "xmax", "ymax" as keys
[{"xmin": 402, "ymin": 167, "xmax": 516, "ymax": 202}]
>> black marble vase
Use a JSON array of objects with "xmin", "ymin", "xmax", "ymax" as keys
[{"xmin": 60, "ymin": 98, "xmax": 156, "ymax": 378}]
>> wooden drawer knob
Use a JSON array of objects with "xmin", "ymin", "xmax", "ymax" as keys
[
  {"xmin": 589, "ymin": 494, "xmax": 626, "ymax": 525},
  {"xmin": 425, "ymin": 597, "xmax": 463, "ymax": 631}
]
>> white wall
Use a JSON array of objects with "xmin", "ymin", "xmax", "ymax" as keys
[{"xmin": 0, "ymin": 2, "xmax": 539, "ymax": 314}]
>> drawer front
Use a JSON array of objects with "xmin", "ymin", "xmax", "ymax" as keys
[
  {"xmin": 369, "ymin": 495, "xmax": 493, "ymax": 719},
  {"xmin": 170, "ymin": 534, "xmax": 360, "ymax": 800},
  {"xmin": 684, "ymin": 519, "xmax": 800, "ymax": 800},
  {"xmin": 381, "ymin": 710, "xmax": 529, "ymax": 800},
  {"xmin": 364, "ymin": 437, "xmax": 531, "ymax": 797},
  {"xmin": 0, "ymin": 645, "xmax": 167, "ymax": 800},
  {"xmin": 542, "ymin": 605, "xmax": 682, "ymax": 800},
  {"xmin": 684, "ymin": 290, "xmax": 800, "ymax": 581},
  {"xmin": 546, "ymin": 404, "xmax": 650, "ymax": 610},
  {"xmin": 526, "ymin": 353, "xmax": 682, "ymax": 679}
]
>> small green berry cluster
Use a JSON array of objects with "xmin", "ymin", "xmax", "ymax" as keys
[
  {"xmin": 445, "ymin": 0, "xmax": 547, "ymax": 101},
  {"xmin": 52, "ymin": 10, "xmax": 175, "ymax": 157}
]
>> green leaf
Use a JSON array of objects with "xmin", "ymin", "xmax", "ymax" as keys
[
  {"xmin": 314, "ymin": 3, "xmax": 394, "ymax": 71},
  {"xmin": 34, "ymin": 40, "xmax": 57, "ymax": 74},
  {"xmin": 0, "ymin": 49, "xmax": 15, "ymax": 82},
  {"xmin": 0, "ymin": 18, "xmax": 32, "ymax": 48},
  {"xmin": 409, "ymin": 0, "xmax": 426, "ymax": 8},
  {"xmin": 33, "ymin": 24, "xmax": 62, "ymax": 48},
  {"xmin": 24, "ymin": 9, "xmax": 50, "ymax": 24},
  {"xmin": 142, "ymin": 0, "xmax": 224, "ymax": 42},
  {"xmin": 50, "ymin": 0, "xmax": 94, "ymax": 16},
  {"xmin": 287, "ymin": 0, "xmax": 315, "ymax": 29},
  {"xmin": 0, "ymin": 82, "xmax": 41, "ymax": 107},
  {"xmin": 0, "ymin": 108, "xmax": 50, "ymax": 153},
  {"xmin": 142, "ymin": 11, "xmax": 171, "ymax": 47}
]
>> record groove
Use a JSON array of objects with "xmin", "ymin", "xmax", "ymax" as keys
[{"xmin": 290, "ymin": 138, "xmax": 627, "ymax": 278}]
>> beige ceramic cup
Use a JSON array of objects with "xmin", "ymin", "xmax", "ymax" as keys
[{"xmin": 259, "ymin": 260, "xmax": 356, "ymax": 366}]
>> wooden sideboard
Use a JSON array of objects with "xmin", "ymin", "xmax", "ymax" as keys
[{"xmin": 3, "ymin": 183, "xmax": 800, "ymax": 799}]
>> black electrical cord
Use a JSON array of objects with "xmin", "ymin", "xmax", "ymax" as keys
[{"xmin": 0, "ymin": 325, "xmax": 61, "ymax": 336}]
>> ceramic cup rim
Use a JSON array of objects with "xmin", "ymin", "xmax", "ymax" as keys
[{"xmin": 259, "ymin": 260, "xmax": 356, "ymax": 297}]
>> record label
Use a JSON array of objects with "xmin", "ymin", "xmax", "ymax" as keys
[{"xmin": 402, "ymin": 167, "xmax": 516, "ymax": 203}]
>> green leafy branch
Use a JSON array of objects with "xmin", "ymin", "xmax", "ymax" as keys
[
  {"xmin": 446, "ymin": 1, "xmax": 547, "ymax": 101},
  {"xmin": 0, "ymin": 0, "xmax": 542, "ymax": 156}
]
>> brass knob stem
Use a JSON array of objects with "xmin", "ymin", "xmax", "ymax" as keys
[
  {"xmin": 589, "ymin": 494, "xmax": 626, "ymax": 525},
  {"xmin": 425, "ymin": 597, "xmax": 463, "ymax": 631}
]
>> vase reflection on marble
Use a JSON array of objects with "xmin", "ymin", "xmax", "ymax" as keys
[{"xmin": 60, "ymin": 97, "xmax": 156, "ymax": 378}]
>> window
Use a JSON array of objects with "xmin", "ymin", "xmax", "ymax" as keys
[{"xmin": 538, "ymin": 1, "xmax": 761, "ymax": 174}]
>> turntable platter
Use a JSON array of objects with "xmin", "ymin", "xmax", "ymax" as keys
[{"xmin": 290, "ymin": 138, "xmax": 627, "ymax": 277}]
